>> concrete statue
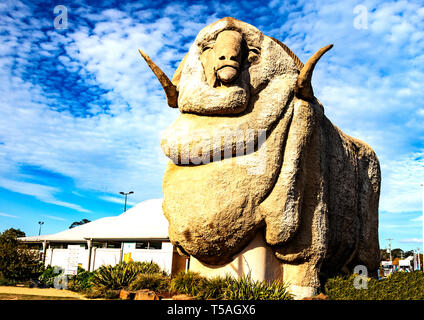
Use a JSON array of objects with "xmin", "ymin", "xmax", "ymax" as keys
[{"xmin": 139, "ymin": 17, "xmax": 381, "ymax": 299}]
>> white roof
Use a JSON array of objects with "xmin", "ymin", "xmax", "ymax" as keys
[{"xmin": 19, "ymin": 198, "xmax": 169, "ymax": 242}]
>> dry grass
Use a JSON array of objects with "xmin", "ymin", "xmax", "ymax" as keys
[
  {"xmin": 0, "ymin": 286, "xmax": 87, "ymax": 300},
  {"xmin": 0, "ymin": 293, "xmax": 81, "ymax": 300}
]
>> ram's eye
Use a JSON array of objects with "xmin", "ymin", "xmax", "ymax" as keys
[
  {"xmin": 249, "ymin": 47, "xmax": 260, "ymax": 55},
  {"xmin": 201, "ymin": 45, "xmax": 213, "ymax": 53},
  {"xmin": 247, "ymin": 47, "xmax": 261, "ymax": 64}
]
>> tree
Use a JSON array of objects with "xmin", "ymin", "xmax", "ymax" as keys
[
  {"xmin": 0, "ymin": 228, "xmax": 25, "ymax": 243},
  {"xmin": 391, "ymin": 248, "xmax": 404, "ymax": 259},
  {"xmin": 69, "ymin": 219, "xmax": 91, "ymax": 229},
  {"xmin": 404, "ymin": 250, "xmax": 414, "ymax": 258},
  {"xmin": 380, "ymin": 248, "xmax": 407, "ymax": 261},
  {"xmin": 380, "ymin": 249, "xmax": 390, "ymax": 261},
  {"xmin": 0, "ymin": 228, "xmax": 41, "ymax": 281}
]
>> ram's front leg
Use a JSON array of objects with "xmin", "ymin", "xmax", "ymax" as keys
[{"xmin": 282, "ymin": 262, "xmax": 320, "ymax": 299}]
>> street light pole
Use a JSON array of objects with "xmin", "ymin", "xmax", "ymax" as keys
[
  {"xmin": 38, "ymin": 221, "xmax": 44, "ymax": 236},
  {"xmin": 119, "ymin": 191, "xmax": 134, "ymax": 212},
  {"xmin": 386, "ymin": 238, "xmax": 393, "ymax": 262}
]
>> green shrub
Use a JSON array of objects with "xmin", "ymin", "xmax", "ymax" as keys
[
  {"xmin": 170, "ymin": 272, "xmax": 292, "ymax": 300},
  {"xmin": 196, "ymin": 275, "xmax": 233, "ymax": 300},
  {"xmin": 325, "ymin": 271, "xmax": 424, "ymax": 300},
  {"xmin": 38, "ymin": 265, "xmax": 63, "ymax": 287},
  {"xmin": 223, "ymin": 276, "xmax": 292, "ymax": 300},
  {"xmin": 90, "ymin": 261, "xmax": 163, "ymax": 290},
  {"xmin": 68, "ymin": 268, "xmax": 95, "ymax": 292},
  {"xmin": 0, "ymin": 277, "xmax": 17, "ymax": 286},
  {"xmin": 128, "ymin": 273, "xmax": 170, "ymax": 292},
  {"xmin": 91, "ymin": 264, "xmax": 135, "ymax": 290},
  {"xmin": 170, "ymin": 271, "xmax": 204, "ymax": 297},
  {"xmin": 132, "ymin": 261, "xmax": 163, "ymax": 275},
  {"xmin": 0, "ymin": 228, "xmax": 42, "ymax": 281}
]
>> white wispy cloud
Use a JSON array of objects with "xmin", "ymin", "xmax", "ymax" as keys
[
  {"xmin": 42, "ymin": 215, "xmax": 68, "ymax": 222},
  {"xmin": 0, "ymin": 1, "xmax": 180, "ymax": 205},
  {"xmin": 399, "ymin": 238, "xmax": 423, "ymax": 244},
  {"xmin": 0, "ymin": 212, "xmax": 20, "ymax": 219},
  {"xmin": 267, "ymin": 0, "xmax": 424, "ymax": 215},
  {"xmin": 379, "ymin": 153, "xmax": 424, "ymax": 213},
  {"xmin": 0, "ymin": 178, "xmax": 90, "ymax": 213},
  {"xmin": 411, "ymin": 216, "xmax": 423, "ymax": 222},
  {"xmin": 100, "ymin": 195, "xmax": 136, "ymax": 206}
]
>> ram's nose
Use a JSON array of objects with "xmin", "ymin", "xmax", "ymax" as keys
[
  {"xmin": 214, "ymin": 30, "xmax": 243, "ymax": 84},
  {"xmin": 217, "ymin": 66, "xmax": 238, "ymax": 83},
  {"xmin": 216, "ymin": 60, "xmax": 239, "ymax": 83}
]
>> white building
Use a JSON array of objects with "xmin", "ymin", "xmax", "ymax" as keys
[{"xmin": 18, "ymin": 199, "xmax": 188, "ymax": 275}]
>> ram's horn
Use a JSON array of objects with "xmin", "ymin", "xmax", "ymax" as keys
[
  {"xmin": 138, "ymin": 49, "xmax": 178, "ymax": 108},
  {"xmin": 295, "ymin": 44, "xmax": 333, "ymax": 101}
]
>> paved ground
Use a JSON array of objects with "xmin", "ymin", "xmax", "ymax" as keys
[{"xmin": 0, "ymin": 286, "xmax": 87, "ymax": 299}]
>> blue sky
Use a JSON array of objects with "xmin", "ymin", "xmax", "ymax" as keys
[{"xmin": 0, "ymin": 0, "xmax": 423, "ymax": 251}]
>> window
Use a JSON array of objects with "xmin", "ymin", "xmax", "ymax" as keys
[
  {"xmin": 67, "ymin": 243, "xmax": 87, "ymax": 249},
  {"xmin": 106, "ymin": 242, "xmax": 121, "ymax": 249},
  {"xmin": 49, "ymin": 243, "xmax": 65, "ymax": 249},
  {"xmin": 148, "ymin": 241, "xmax": 162, "ymax": 250},
  {"xmin": 135, "ymin": 241, "xmax": 162, "ymax": 250},
  {"xmin": 136, "ymin": 241, "xmax": 149, "ymax": 249},
  {"xmin": 92, "ymin": 242, "xmax": 105, "ymax": 248}
]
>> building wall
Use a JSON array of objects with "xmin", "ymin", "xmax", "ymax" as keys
[
  {"xmin": 91, "ymin": 248, "xmax": 121, "ymax": 270},
  {"xmin": 46, "ymin": 248, "xmax": 68, "ymax": 269},
  {"xmin": 43, "ymin": 241, "xmax": 174, "ymax": 274},
  {"xmin": 129, "ymin": 242, "xmax": 173, "ymax": 273}
]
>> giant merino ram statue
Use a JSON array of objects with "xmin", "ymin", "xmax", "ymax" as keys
[{"xmin": 139, "ymin": 17, "xmax": 381, "ymax": 298}]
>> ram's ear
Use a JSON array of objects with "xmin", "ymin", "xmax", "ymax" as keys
[{"xmin": 171, "ymin": 53, "xmax": 188, "ymax": 87}]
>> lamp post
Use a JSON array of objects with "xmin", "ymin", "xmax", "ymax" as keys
[
  {"xmin": 386, "ymin": 238, "xmax": 393, "ymax": 262},
  {"xmin": 38, "ymin": 221, "xmax": 44, "ymax": 236},
  {"xmin": 119, "ymin": 191, "xmax": 134, "ymax": 212}
]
